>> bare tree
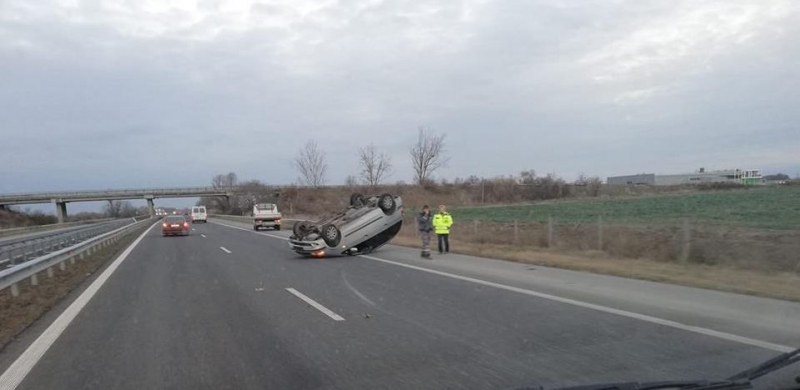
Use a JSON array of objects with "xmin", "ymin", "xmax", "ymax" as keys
[
  {"xmin": 104, "ymin": 200, "xmax": 135, "ymax": 218},
  {"xmin": 586, "ymin": 176, "xmax": 603, "ymax": 197},
  {"xmin": 409, "ymin": 127, "xmax": 449, "ymax": 185},
  {"xmin": 294, "ymin": 140, "xmax": 327, "ymax": 187},
  {"xmin": 575, "ymin": 173, "xmax": 602, "ymax": 197},
  {"xmin": 212, "ymin": 172, "xmax": 238, "ymax": 189},
  {"xmin": 358, "ymin": 143, "xmax": 392, "ymax": 188},
  {"xmin": 345, "ymin": 175, "xmax": 359, "ymax": 189}
]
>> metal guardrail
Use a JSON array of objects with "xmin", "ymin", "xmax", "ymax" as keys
[
  {"xmin": 210, "ymin": 215, "xmax": 255, "ymax": 222},
  {"xmin": 209, "ymin": 214, "xmax": 301, "ymax": 227},
  {"xmin": 0, "ymin": 217, "xmax": 123, "ymax": 239},
  {"xmin": 0, "ymin": 218, "xmax": 140, "ymax": 269},
  {"xmin": 0, "ymin": 218, "xmax": 155, "ymax": 296}
]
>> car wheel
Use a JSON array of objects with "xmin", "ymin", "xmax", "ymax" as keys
[
  {"xmin": 293, "ymin": 220, "xmax": 313, "ymax": 237},
  {"xmin": 253, "ymin": 226, "xmax": 259, "ymax": 231},
  {"xmin": 321, "ymin": 224, "xmax": 341, "ymax": 247},
  {"xmin": 350, "ymin": 193, "xmax": 366, "ymax": 207},
  {"xmin": 275, "ymin": 225, "xmax": 281, "ymax": 231},
  {"xmin": 378, "ymin": 193, "xmax": 396, "ymax": 214}
]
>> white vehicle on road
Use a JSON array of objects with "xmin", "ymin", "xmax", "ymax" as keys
[
  {"xmin": 289, "ymin": 193, "xmax": 403, "ymax": 257},
  {"xmin": 191, "ymin": 206, "xmax": 207, "ymax": 223},
  {"xmin": 253, "ymin": 203, "xmax": 282, "ymax": 231}
]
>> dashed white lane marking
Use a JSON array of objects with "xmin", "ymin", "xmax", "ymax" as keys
[
  {"xmin": 219, "ymin": 246, "xmax": 232, "ymax": 254},
  {"xmin": 200, "ymin": 234, "xmax": 207, "ymax": 238},
  {"xmin": 0, "ymin": 221, "xmax": 159, "ymax": 390},
  {"xmin": 286, "ymin": 288, "xmax": 345, "ymax": 321}
]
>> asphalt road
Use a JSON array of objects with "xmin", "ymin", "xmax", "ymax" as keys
[{"xmin": 2, "ymin": 219, "xmax": 798, "ymax": 389}]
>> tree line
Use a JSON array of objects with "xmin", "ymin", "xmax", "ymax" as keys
[{"xmin": 293, "ymin": 126, "xmax": 449, "ymax": 188}]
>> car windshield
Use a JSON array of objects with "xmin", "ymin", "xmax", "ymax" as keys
[{"xmin": 1, "ymin": 1, "xmax": 798, "ymax": 389}]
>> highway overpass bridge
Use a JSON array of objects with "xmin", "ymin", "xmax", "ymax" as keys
[{"xmin": 0, "ymin": 187, "xmax": 237, "ymax": 223}]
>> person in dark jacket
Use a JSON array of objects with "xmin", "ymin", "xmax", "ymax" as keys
[{"xmin": 416, "ymin": 205, "xmax": 433, "ymax": 259}]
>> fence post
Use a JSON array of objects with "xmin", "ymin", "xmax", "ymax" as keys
[
  {"xmin": 473, "ymin": 220, "xmax": 478, "ymax": 236},
  {"xmin": 680, "ymin": 217, "xmax": 691, "ymax": 263},
  {"xmin": 513, "ymin": 220, "xmax": 519, "ymax": 244},
  {"xmin": 547, "ymin": 216, "xmax": 553, "ymax": 248},
  {"xmin": 597, "ymin": 215, "xmax": 604, "ymax": 250}
]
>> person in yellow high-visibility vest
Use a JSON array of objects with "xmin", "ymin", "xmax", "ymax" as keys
[{"xmin": 432, "ymin": 204, "xmax": 454, "ymax": 254}]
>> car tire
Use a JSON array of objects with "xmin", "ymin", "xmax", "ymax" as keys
[
  {"xmin": 253, "ymin": 226, "xmax": 259, "ymax": 231},
  {"xmin": 293, "ymin": 220, "xmax": 313, "ymax": 237},
  {"xmin": 350, "ymin": 193, "xmax": 366, "ymax": 207},
  {"xmin": 378, "ymin": 193, "xmax": 396, "ymax": 214},
  {"xmin": 275, "ymin": 225, "xmax": 281, "ymax": 231},
  {"xmin": 321, "ymin": 224, "xmax": 341, "ymax": 247}
]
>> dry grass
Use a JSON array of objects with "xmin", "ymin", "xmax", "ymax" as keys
[{"xmin": 390, "ymin": 234, "xmax": 800, "ymax": 302}]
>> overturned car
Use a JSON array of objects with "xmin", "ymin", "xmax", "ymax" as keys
[{"xmin": 289, "ymin": 193, "xmax": 403, "ymax": 257}]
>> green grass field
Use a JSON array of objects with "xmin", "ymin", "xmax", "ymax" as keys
[{"xmin": 452, "ymin": 185, "xmax": 800, "ymax": 230}]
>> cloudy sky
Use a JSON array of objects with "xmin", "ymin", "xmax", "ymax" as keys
[{"xmin": 2, "ymin": 0, "xmax": 798, "ymax": 207}]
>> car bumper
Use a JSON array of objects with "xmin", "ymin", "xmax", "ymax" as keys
[
  {"xmin": 288, "ymin": 238, "xmax": 328, "ymax": 255},
  {"xmin": 162, "ymin": 228, "xmax": 189, "ymax": 234},
  {"xmin": 255, "ymin": 219, "xmax": 281, "ymax": 227}
]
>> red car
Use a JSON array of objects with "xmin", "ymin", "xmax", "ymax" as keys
[{"xmin": 162, "ymin": 215, "xmax": 191, "ymax": 236}]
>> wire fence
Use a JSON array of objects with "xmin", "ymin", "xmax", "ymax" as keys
[{"xmin": 397, "ymin": 214, "xmax": 800, "ymax": 273}]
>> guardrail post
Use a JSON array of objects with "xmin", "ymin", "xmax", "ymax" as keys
[
  {"xmin": 31, "ymin": 273, "xmax": 39, "ymax": 286},
  {"xmin": 70, "ymin": 256, "xmax": 76, "ymax": 265},
  {"xmin": 10, "ymin": 283, "xmax": 20, "ymax": 297},
  {"xmin": 47, "ymin": 267, "xmax": 54, "ymax": 278},
  {"xmin": 59, "ymin": 261, "xmax": 66, "ymax": 271}
]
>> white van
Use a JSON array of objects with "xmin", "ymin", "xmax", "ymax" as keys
[{"xmin": 191, "ymin": 206, "xmax": 207, "ymax": 223}]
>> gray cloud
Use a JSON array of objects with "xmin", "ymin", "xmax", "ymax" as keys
[{"xmin": 1, "ymin": 0, "xmax": 798, "ymax": 202}]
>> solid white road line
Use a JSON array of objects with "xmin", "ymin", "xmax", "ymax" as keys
[
  {"xmin": 211, "ymin": 219, "xmax": 793, "ymax": 353},
  {"xmin": 360, "ymin": 254, "xmax": 794, "ymax": 353},
  {"xmin": 219, "ymin": 246, "xmax": 232, "ymax": 254},
  {"xmin": 286, "ymin": 288, "xmax": 345, "ymax": 321},
  {"xmin": 0, "ymin": 221, "xmax": 159, "ymax": 390}
]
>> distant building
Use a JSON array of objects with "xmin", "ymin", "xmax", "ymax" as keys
[
  {"xmin": 607, "ymin": 168, "xmax": 763, "ymax": 186},
  {"xmin": 606, "ymin": 173, "xmax": 655, "ymax": 185}
]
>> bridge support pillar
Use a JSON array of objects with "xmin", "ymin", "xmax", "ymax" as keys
[
  {"xmin": 146, "ymin": 198, "xmax": 155, "ymax": 217},
  {"xmin": 56, "ymin": 201, "xmax": 68, "ymax": 224}
]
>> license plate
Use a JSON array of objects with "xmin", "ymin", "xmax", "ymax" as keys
[{"xmin": 171, "ymin": 224, "xmax": 179, "ymax": 227}]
